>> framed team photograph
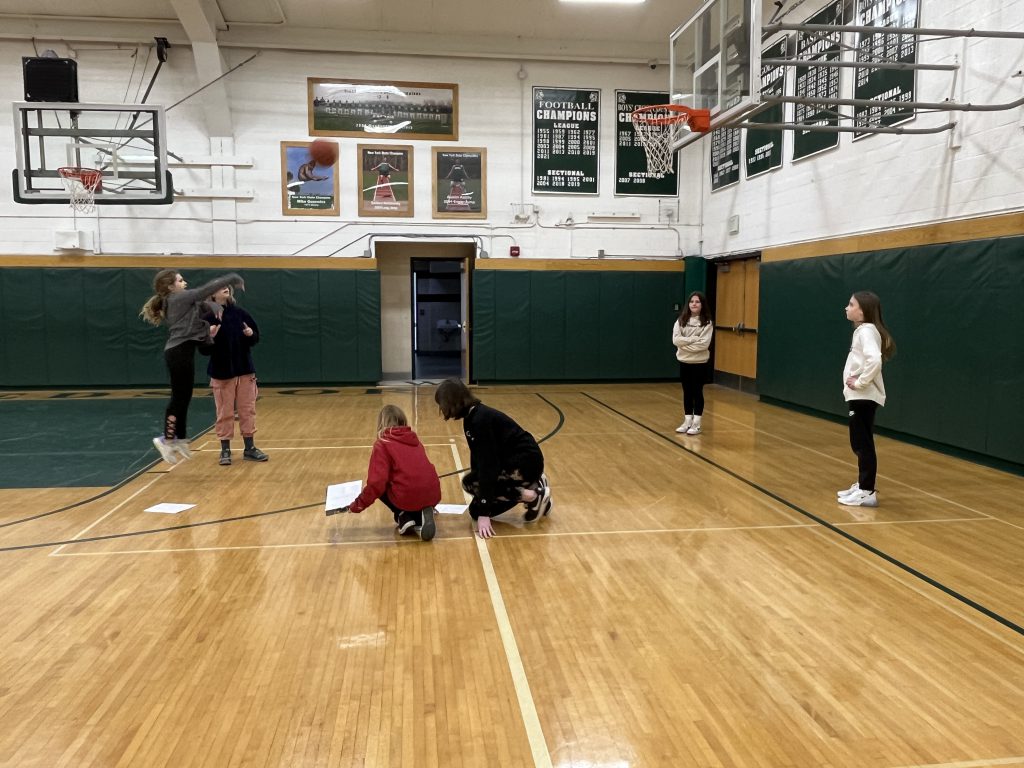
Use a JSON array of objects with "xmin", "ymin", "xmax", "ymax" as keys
[
  {"xmin": 357, "ymin": 144, "xmax": 414, "ymax": 217},
  {"xmin": 309, "ymin": 78, "xmax": 459, "ymax": 141},
  {"xmin": 431, "ymin": 147, "xmax": 486, "ymax": 219},
  {"xmin": 279, "ymin": 140, "xmax": 340, "ymax": 216}
]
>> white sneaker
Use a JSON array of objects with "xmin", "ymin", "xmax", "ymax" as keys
[
  {"xmin": 171, "ymin": 439, "xmax": 193, "ymax": 460},
  {"xmin": 837, "ymin": 482, "xmax": 859, "ymax": 498},
  {"xmin": 152, "ymin": 436, "xmax": 178, "ymax": 464},
  {"xmin": 675, "ymin": 417, "xmax": 693, "ymax": 434},
  {"xmin": 838, "ymin": 489, "xmax": 878, "ymax": 507},
  {"xmin": 686, "ymin": 423, "xmax": 702, "ymax": 435}
]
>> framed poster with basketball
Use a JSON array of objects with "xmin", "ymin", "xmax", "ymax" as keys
[
  {"xmin": 357, "ymin": 144, "xmax": 414, "ymax": 217},
  {"xmin": 431, "ymin": 147, "xmax": 486, "ymax": 219},
  {"xmin": 309, "ymin": 78, "xmax": 458, "ymax": 141},
  {"xmin": 280, "ymin": 140, "xmax": 340, "ymax": 216}
]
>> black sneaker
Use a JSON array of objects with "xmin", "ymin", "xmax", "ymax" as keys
[
  {"xmin": 243, "ymin": 446, "xmax": 269, "ymax": 462},
  {"xmin": 419, "ymin": 507, "xmax": 436, "ymax": 542},
  {"xmin": 219, "ymin": 448, "xmax": 232, "ymax": 466},
  {"xmin": 397, "ymin": 512, "xmax": 418, "ymax": 535},
  {"xmin": 524, "ymin": 474, "xmax": 552, "ymax": 522}
]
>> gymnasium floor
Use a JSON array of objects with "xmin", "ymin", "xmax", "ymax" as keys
[{"xmin": 1, "ymin": 383, "xmax": 1022, "ymax": 768}]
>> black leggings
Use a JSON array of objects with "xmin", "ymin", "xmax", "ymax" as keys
[
  {"xmin": 848, "ymin": 399, "xmax": 879, "ymax": 492},
  {"xmin": 163, "ymin": 341, "xmax": 198, "ymax": 440},
  {"xmin": 679, "ymin": 361, "xmax": 707, "ymax": 416},
  {"xmin": 462, "ymin": 450, "xmax": 544, "ymax": 520},
  {"xmin": 379, "ymin": 493, "xmax": 426, "ymax": 526}
]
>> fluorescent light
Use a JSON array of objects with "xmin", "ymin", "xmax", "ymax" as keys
[{"xmin": 561, "ymin": 0, "xmax": 645, "ymax": 4}]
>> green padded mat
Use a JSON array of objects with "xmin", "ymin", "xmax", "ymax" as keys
[{"xmin": 0, "ymin": 397, "xmax": 216, "ymax": 488}]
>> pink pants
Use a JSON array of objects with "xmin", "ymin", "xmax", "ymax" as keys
[{"xmin": 210, "ymin": 374, "xmax": 258, "ymax": 440}]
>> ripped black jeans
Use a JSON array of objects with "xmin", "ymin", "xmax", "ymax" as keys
[{"xmin": 462, "ymin": 450, "xmax": 543, "ymax": 520}]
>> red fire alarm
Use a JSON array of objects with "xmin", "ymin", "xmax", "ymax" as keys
[{"xmin": 510, "ymin": 245, "xmax": 521, "ymax": 257}]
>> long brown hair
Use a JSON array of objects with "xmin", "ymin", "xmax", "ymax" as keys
[
  {"xmin": 376, "ymin": 405, "xmax": 408, "ymax": 439},
  {"xmin": 434, "ymin": 379, "xmax": 480, "ymax": 420},
  {"xmin": 852, "ymin": 290, "xmax": 896, "ymax": 361},
  {"xmin": 679, "ymin": 291, "xmax": 711, "ymax": 327},
  {"xmin": 139, "ymin": 269, "xmax": 178, "ymax": 326}
]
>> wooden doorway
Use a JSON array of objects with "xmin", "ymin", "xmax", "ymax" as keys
[{"xmin": 713, "ymin": 255, "xmax": 760, "ymax": 392}]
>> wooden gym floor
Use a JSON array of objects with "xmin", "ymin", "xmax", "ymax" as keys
[{"xmin": 0, "ymin": 383, "xmax": 1022, "ymax": 768}]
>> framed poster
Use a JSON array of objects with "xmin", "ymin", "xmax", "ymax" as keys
[
  {"xmin": 432, "ymin": 147, "xmax": 486, "ymax": 219},
  {"xmin": 533, "ymin": 87, "xmax": 600, "ymax": 195},
  {"xmin": 357, "ymin": 144, "xmax": 414, "ymax": 217},
  {"xmin": 308, "ymin": 78, "xmax": 458, "ymax": 140},
  {"xmin": 853, "ymin": 0, "xmax": 919, "ymax": 137},
  {"xmin": 793, "ymin": 0, "xmax": 845, "ymax": 161},
  {"xmin": 280, "ymin": 141, "xmax": 339, "ymax": 216},
  {"xmin": 614, "ymin": 91, "xmax": 679, "ymax": 196}
]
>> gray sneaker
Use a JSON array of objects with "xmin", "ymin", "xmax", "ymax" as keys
[
  {"xmin": 419, "ymin": 507, "xmax": 436, "ymax": 542},
  {"xmin": 219, "ymin": 448, "xmax": 232, "ymax": 466},
  {"xmin": 243, "ymin": 446, "xmax": 269, "ymax": 462}
]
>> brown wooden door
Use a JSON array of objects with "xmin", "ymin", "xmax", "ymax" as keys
[{"xmin": 713, "ymin": 257, "xmax": 760, "ymax": 380}]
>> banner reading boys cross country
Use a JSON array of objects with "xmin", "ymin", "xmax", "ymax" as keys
[
  {"xmin": 533, "ymin": 87, "xmax": 600, "ymax": 195},
  {"xmin": 793, "ymin": 0, "xmax": 845, "ymax": 161},
  {"xmin": 853, "ymin": 0, "xmax": 919, "ymax": 137},
  {"xmin": 614, "ymin": 91, "xmax": 678, "ymax": 196},
  {"xmin": 744, "ymin": 38, "xmax": 788, "ymax": 179}
]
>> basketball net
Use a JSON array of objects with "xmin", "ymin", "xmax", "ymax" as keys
[
  {"xmin": 58, "ymin": 167, "xmax": 103, "ymax": 214},
  {"xmin": 630, "ymin": 105, "xmax": 712, "ymax": 177}
]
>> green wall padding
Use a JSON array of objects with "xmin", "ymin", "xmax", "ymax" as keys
[
  {"xmin": 760, "ymin": 235, "xmax": 1024, "ymax": 466},
  {"xmin": 472, "ymin": 268, "xmax": 685, "ymax": 381},
  {"xmin": 0, "ymin": 267, "xmax": 381, "ymax": 387}
]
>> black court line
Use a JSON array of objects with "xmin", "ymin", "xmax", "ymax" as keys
[
  {"xmin": 0, "ymin": 392, "xmax": 565, "ymax": 554},
  {"xmin": 582, "ymin": 392, "xmax": 1024, "ymax": 639}
]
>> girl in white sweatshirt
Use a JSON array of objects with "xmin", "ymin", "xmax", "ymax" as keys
[
  {"xmin": 837, "ymin": 291, "xmax": 896, "ymax": 507},
  {"xmin": 672, "ymin": 291, "xmax": 714, "ymax": 434}
]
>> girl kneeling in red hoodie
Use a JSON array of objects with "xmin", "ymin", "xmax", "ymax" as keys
[{"xmin": 327, "ymin": 405, "xmax": 441, "ymax": 541}]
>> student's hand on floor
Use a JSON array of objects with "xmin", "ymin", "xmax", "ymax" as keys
[{"xmin": 476, "ymin": 516, "xmax": 495, "ymax": 538}]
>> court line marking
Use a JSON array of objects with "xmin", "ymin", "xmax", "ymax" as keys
[
  {"xmin": 49, "ymin": 474, "xmax": 165, "ymax": 556},
  {"xmin": 651, "ymin": 389, "xmax": 1024, "ymax": 530},
  {"xmin": 450, "ymin": 441, "xmax": 552, "ymax": 768},
  {"xmin": 584, "ymin": 392, "xmax": 1024, "ymax": 640},
  {"xmin": 888, "ymin": 757, "xmax": 1024, "ymax": 768},
  {"xmin": 52, "ymin": 536, "xmax": 476, "ymax": 556}
]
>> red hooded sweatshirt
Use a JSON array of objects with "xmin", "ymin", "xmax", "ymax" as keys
[{"xmin": 349, "ymin": 426, "xmax": 442, "ymax": 514}]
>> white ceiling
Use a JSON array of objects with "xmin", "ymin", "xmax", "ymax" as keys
[{"xmin": 0, "ymin": 0, "xmax": 707, "ymax": 63}]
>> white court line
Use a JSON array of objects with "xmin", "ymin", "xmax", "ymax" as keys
[
  {"xmin": 650, "ymin": 390, "xmax": 1023, "ymax": 529},
  {"xmin": 194, "ymin": 442, "xmax": 453, "ymax": 451},
  {"xmin": 49, "ymin": 474, "xmax": 164, "ymax": 556},
  {"xmin": 449, "ymin": 441, "xmax": 552, "ymax": 768},
  {"xmin": 889, "ymin": 757, "xmax": 1024, "ymax": 768},
  {"xmin": 53, "ymin": 535, "xmax": 475, "ymax": 557}
]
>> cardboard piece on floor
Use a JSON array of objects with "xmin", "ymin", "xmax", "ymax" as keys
[
  {"xmin": 325, "ymin": 480, "xmax": 362, "ymax": 512},
  {"xmin": 436, "ymin": 503, "xmax": 468, "ymax": 515},
  {"xmin": 144, "ymin": 502, "xmax": 195, "ymax": 514}
]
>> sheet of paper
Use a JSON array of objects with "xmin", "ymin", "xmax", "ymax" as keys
[
  {"xmin": 325, "ymin": 481, "xmax": 363, "ymax": 511},
  {"xmin": 144, "ymin": 502, "xmax": 195, "ymax": 514},
  {"xmin": 436, "ymin": 503, "xmax": 467, "ymax": 515}
]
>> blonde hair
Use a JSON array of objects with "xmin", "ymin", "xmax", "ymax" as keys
[
  {"xmin": 376, "ymin": 405, "xmax": 408, "ymax": 439},
  {"xmin": 140, "ymin": 269, "xmax": 178, "ymax": 326}
]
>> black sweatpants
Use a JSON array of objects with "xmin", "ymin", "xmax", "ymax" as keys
[
  {"xmin": 163, "ymin": 341, "xmax": 198, "ymax": 440},
  {"xmin": 462, "ymin": 449, "xmax": 544, "ymax": 520},
  {"xmin": 679, "ymin": 361, "xmax": 707, "ymax": 416},
  {"xmin": 848, "ymin": 399, "xmax": 879, "ymax": 492}
]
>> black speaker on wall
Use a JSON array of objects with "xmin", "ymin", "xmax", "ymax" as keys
[{"xmin": 23, "ymin": 56, "xmax": 79, "ymax": 102}]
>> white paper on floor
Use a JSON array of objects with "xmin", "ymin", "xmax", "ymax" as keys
[
  {"xmin": 144, "ymin": 502, "xmax": 195, "ymax": 514},
  {"xmin": 325, "ymin": 480, "xmax": 363, "ymax": 512},
  {"xmin": 436, "ymin": 503, "xmax": 467, "ymax": 515}
]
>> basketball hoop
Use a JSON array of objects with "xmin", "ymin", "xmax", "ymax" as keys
[
  {"xmin": 58, "ymin": 167, "xmax": 103, "ymax": 214},
  {"xmin": 630, "ymin": 105, "xmax": 712, "ymax": 176}
]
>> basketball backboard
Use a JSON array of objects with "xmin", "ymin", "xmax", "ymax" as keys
[
  {"xmin": 13, "ymin": 102, "xmax": 172, "ymax": 206},
  {"xmin": 670, "ymin": 0, "xmax": 762, "ymax": 150}
]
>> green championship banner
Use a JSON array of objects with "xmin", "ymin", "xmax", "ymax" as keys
[
  {"xmin": 793, "ymin": 0, "xmax": 845, "ymax": 160},
  {"xmin": 854, "ymin": 0, "xmax": 920, "ymax": 137},
  {"xmin": 745, "ymin": 37, "xmax": 788, "ymax": 179},
  {"xmin": 614, "ymin": 91, "xmax": 679, "ymax": 196},
  {"xmin": 533, "ymin": 87, "xmax": 600, "ymax": 195},
  {"xmin": 710, "ymin": 128, "xmax": 741, "ymax": 191}
]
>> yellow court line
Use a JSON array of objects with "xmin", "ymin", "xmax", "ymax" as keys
[
  {"xmin": 889, "ymin": 756, "xmax": 1024, "ymax": 768},
  {"xmin": 450, "ymin": 441, "xmax": 553, "ymax": 768},
  {"xmin": 53, "ymin": 535, "xmax": 476, "ymax": 557}
]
